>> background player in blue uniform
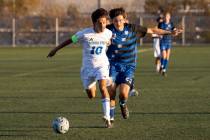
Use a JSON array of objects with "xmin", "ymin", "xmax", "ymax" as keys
[
  {"xmin": 106, "ymin": 8, "xmax": 177, "ymax": 122},
  {"xmin": 158, "ymin": 12, "xmax": 182, "ymax": 76}
]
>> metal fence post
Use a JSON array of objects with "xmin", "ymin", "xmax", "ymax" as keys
[
  {"xmin": 139, "ymin": 16, "xmax": 143, "ymax": 45},
  {"xmin": 56, "ymin": 17, "xmax": 59, "ymax": 46},
  {"xmin": 182, "ymin": 16, "xmax": 186, "ymax": 45},
  {"xmin": 12, "ymin": 18, "xmax": 16, "ymax": 47}
]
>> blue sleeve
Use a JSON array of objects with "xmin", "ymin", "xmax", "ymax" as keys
[
  {"xmin": 171, "ymin": 22, "xmax": 175, "ymax": 30},
  {"xmin": 158, "ymin": 22, "xmax": 163, "ymax": 29}
]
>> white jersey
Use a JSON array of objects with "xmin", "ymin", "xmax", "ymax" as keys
[{"xmin": 74, "ymin": 27, "xmax": 112, "ymax": 68}]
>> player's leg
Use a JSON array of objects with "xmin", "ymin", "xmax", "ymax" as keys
[
  {"xmin": 129, "ymin": 78, "xmax": 139, "ymax": 96},
  {"xmin": 85, "ymin": 83, "xmax": 97, "ymax": 99},
  {"xmin": 160, "ymin": 49, "xmax": 167, "ymax": 76},
  {"xmin": 154, "ymin": 38, "xmax": 161, "ymax": 72},
  {"xmin": 81, "ymin": 68, "xmax": 97, "ymax": 99},
  {"xmin": 107, "ymin": 65, "xmax": 118, "ymax": 124},
  {"xmin": 155, "ymin": 57, "xmax": 161, "ymax": 72},
  {"xmin": 160, "ymin": 44, "xmax": 167, "ymax": 75},
  {"xmin": 107, "ymin": 82, "xmax": 117, "ymax": 123},
  {"xmin": 98, "ymin": 79, "xmax": 111, "ymax": 122},
  {"xmin": 97, "ymin": 66, "xmax": 112, "ymax": 128},
  {"xmin": 163, "ymin": 48, "xmax": 171, "ymax": 73},
  {"xmin": 161, "ymin": 44, "xmax": 171, "ymax": 76},
  {"xmin": 118, "ymin": 66, "xmax": 135, "ymax": 119},
  {"xmin": 119, "ymin": 83, "xmax": 130, "ymax": 119}
]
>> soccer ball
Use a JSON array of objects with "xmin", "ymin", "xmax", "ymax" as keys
[{"xmin": 52, "ymin": 117, "xmax": 69, "ymax": 134}]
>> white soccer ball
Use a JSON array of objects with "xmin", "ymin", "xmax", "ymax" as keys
[{"xmin": 52, "ymin": 117, "xmax": 69, "ymax": 134}]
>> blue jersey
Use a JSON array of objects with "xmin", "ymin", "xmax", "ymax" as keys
[
  {"xmin": 158, "ymin": 21, "xmax": 175, "ymax": 44},
  {"xmin": 106, "ymin": 23, "xmax": 147, "ymax": 67}
]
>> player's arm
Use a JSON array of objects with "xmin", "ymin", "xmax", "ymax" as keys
[
  {"xmin": 172, "ymin": 25, "xmax": 184, "ymax": 36},
  {"xmin": 147, "ymin": 27, "xmax": 172, "ymax": 35},
  {"xmin": 47, "ymin": 35, "xmax": 78, "ymax": 57},
  {"xmin": 134, "ymin": 24, "xmax": 172, "ymax": 37}
]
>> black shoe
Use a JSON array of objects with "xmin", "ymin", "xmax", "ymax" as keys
[
  {"xmin": 120, "ymin": 104, "xmax": 129, "ymax": 119},
  {"xmin": 105, "ymin": 119, "xmax": 113, "ymax": 128},
  {"xmin": 129, "ymin": 89, "xmax": 140, "ymax": 96},
  {"xmin": 103, "ymin": 117, "xmax": 113, "ymax": 128},
  {"xmin": 110, "ymin": 118, "xmax": 114, "ymax": 127}
]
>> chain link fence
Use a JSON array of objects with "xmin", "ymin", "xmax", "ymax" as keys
[{"xmin": 0, "ymin": 14, "xmax": 210, "ymax": 47}]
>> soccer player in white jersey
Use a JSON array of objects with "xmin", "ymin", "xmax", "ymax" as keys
[
  {"xmin": 152, "ymin": 17, "xmax": 163, "ymax": 72},
  {"xmin": 47, "ymin": 8, "xmax": 113, "ymax": 128}
]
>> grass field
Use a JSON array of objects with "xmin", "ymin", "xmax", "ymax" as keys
[{"xmin": 0, "ymin": 45, "xmax": 210, "ymax": 140}]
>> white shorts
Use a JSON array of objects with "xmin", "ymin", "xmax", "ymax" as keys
[
  {"xmin": 80, "ymin": 65, "xmax": 109, "ymax": 89},
  {"xmin": 153, "ymin": 38, "xmax": 161, "ymax": 58}
]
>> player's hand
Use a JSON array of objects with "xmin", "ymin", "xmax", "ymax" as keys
[
  {"xmin": 177, "ymin": 27, "xmax": 183, "ymax": 34},
  {"xmin": 172, "ymin": 29, "xmax": 182, "ymax": 36},
  {"xmin": 171, "ymin": 30, "xmax": 178, "ymax": 36},
  {"xmin": 47, "ymin": 48, "xmax": 57, "ymax": 58}
]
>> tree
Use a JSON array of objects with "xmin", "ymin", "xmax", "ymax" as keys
[
  {"xmin": 144, "ymin": 0, "xmax": 210, "ymax": 15},
  {"xmin": 0, "ymin": 0, "xmax": 41, "ymax": 17}
]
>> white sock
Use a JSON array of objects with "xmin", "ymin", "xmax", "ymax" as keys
[
  {"xmin": 156, "ymin": 63, "xmax": 161, "ymax": 72},
  {"xmin": 101, "ymin": 98, "xmax": 110, "ymax": 120}
]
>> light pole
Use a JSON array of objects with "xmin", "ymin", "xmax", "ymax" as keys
[{"xmin": 98, "ymin": 0, "xmax": 101, "ymax": 8}]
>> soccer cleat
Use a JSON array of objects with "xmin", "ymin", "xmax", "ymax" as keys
[
  {"xmin": 129, "ymin": 89, "xmax": 140, "ymax": 96},
  {"xmin": 120, "ymin": 104, "xmax": 129, "ymax": 119},
  {"xmin": 105, "ymin": 119, "xmax": 113, "ymax": 128},
  {"xmin": 103, "ymin": 117, "xmax": 113, "ymax": 128},
  {"xmin": 161, "ymin": 69, "xmax": 167, "ymax": 77},
  {"xmin": 110, "ymin": 117, "xmax": 114, "ymax": 127},
  {"xmin": 162, "ymin": 71, "xmax": 167, "ymax": 77},
  {"xmin": 110, "ymin": 117, "xmax": 114, "ymax": 123}
]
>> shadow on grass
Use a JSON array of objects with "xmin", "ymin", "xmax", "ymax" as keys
[
  {"xmin": 0, "ymin": 96, "xmax": 93, "ymax": 99},
  {"xmin": 70, "ymin": 126, "xmax": 105, "ymax": 129},
  {"xmin": 0, "ymin": 111, "xmax": 209, "ymax": 115},
  {"xmin": 0, "ymin": 127, "xmax": 51, "ymax": 138}
]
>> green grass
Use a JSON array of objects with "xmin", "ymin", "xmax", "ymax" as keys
[{"xmin": 0, "ymin": 45, "xmax": 210, "ymax": 140}]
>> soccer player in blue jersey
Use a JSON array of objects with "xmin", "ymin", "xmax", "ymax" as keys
[
  {"xmin": 106, "ymin": 8, "xmax": 178, "ymax": 122},
  {"xmin": 158, "ymin": 12, "xmax": 182, "ymax": 76}
]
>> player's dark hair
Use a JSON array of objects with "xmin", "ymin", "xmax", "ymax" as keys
[
  {"xmin": 109, "ymin": 7, "xmax": 127, "ymax": 19},
  {"xmin": 164, "ymin": 11, "xmax": 171, "ymax": 16},
  {"xmin": 91, "ymin": 8, "xmax": 108, "ymax": 23},
  {"xmin": 156, "ymin": 17, "xmax": 163, "ymax": 23}
]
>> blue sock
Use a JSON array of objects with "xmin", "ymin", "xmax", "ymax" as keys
[
  {"xmin": 110, "ymin": 107, "xmax": 115, "ymax": 119},
  {"xmin": 163, "ymin": 59, "xmax": 168, "ymax": 70},
  {"xmin": 119, "ymin": 100, "xmax": 127, "ymax": 106}
]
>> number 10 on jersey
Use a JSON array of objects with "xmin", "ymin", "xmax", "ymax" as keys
[{"xmin": 90, "ymin": 46, "xmax": 103, "ymax": 55}]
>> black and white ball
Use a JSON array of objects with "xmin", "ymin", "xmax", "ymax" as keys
[{"xmin": 52, "ymin": 117, "xmax": 69, "ymax": 134}]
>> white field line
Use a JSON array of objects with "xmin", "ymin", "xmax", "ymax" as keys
[
  {"xmin": 138, "ymin": 48, "xmax": 153, "ymax": 53},
  {"xmin": 12, "ymin": 48, "xmax": 152, "ymax": 77},
  {"xmin": 12, "ymin": 66, "xmax": 66, "ymax": 77}
]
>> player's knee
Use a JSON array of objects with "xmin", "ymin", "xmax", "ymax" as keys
[
  {"xmin": 110, "ymin": 94, "xmax": 116, "ymax": 100},
  {"xmin": 99, "ymin": 85, "xmax": 108, "ymax": 93},
  {"xmin": 88, "ymin": 94, "xmax": 95, "ymax": 99},
  {"xmin": 86, "ymin": 90, "xmax": 96, "ymax": 99}
]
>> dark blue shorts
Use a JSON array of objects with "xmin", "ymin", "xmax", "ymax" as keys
[
  {"xmin": 160, "ymin": 43, "xmax": 171, "ymax": 51},
  {"xmin": 109, "ymin": 63, "xmax": 135, "ymax": 86}
]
